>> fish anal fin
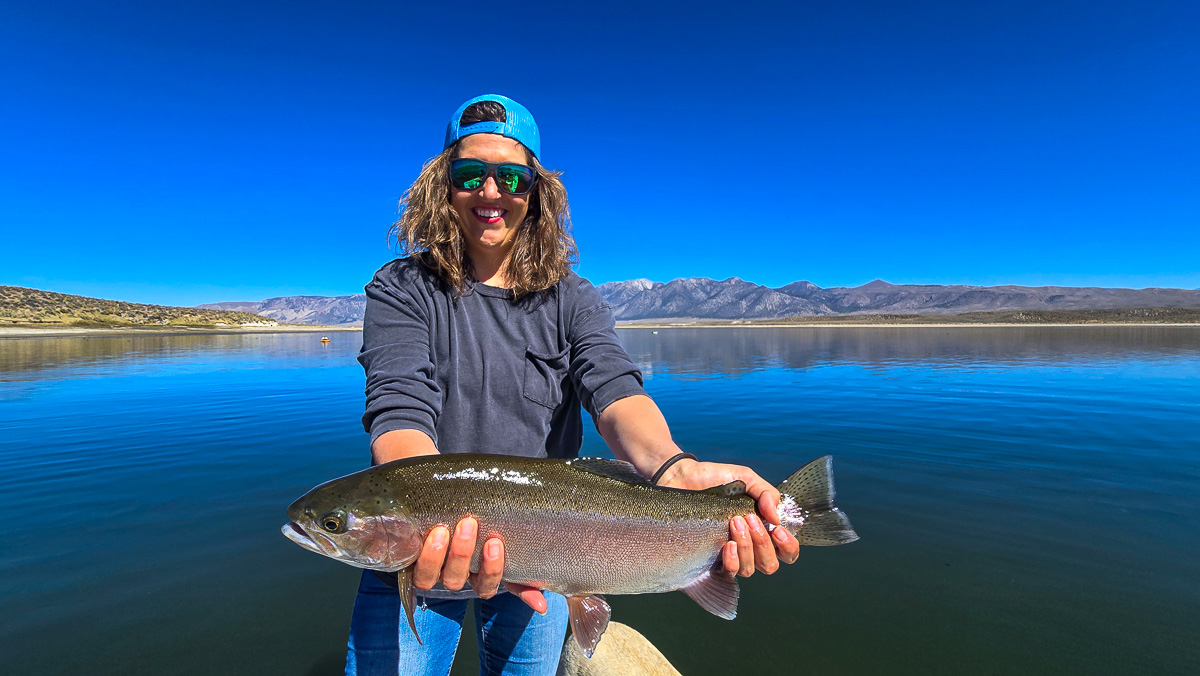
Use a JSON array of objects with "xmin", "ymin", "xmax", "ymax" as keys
[
  {"xmin": 566, "ymin": 593, "xmax": 611, "ymax": 659},
  {"xmin": 703, "ymin": 480, "xmax": 747, "ymax": 497},
  {"xmin": 397, "ymin": 566, "xmax": 422, "ymax": 645},
  {"xmin": 568, "ymin": 458, "xmax": 652, "ymax": 486},
  {"xmin": 681, "ymin": 570, "xmax": 739, "ymax": 620}
]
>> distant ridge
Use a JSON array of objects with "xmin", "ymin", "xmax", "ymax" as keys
[
  {"xmin": 596, "ymin": 278, "xmax": 1200, "ymax": 320},
  {"xmin": 199, "ymin": 294, "xmax": 366, "ymax": 326},
  {"xmin": 1, "ymin": 286, "xmax": 277, "ymax": 328},
  {"xmin": 199, "ymin": 278, "xmax": 1200, "ymax": 325}
]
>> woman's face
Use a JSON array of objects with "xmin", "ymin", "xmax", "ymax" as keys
[{"xmin": 450, "ymin": 134, "xmax": 532, "ymax": 264}]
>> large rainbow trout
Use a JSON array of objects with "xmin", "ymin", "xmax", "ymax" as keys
[{"xmin": 282, "ymin": 454, "xmax": 857, "ymax": 657}]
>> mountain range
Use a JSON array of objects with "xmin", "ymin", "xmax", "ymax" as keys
[
  {"xmin": 198, "ymin": 278, "xmax": 1200, "ymax": 326},
  {"xmin": 198, "ymin": 294, "xmax": 366, "ymax": 326}
]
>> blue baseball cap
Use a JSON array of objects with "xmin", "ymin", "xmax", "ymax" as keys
[{"xmin": 443, "ymin": 94, "xmax": 541, "ymax": 159}]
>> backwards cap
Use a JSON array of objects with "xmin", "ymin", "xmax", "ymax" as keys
[{"xmin": 443, "ymin": 94, "xmax": 541, "ymax": 159}]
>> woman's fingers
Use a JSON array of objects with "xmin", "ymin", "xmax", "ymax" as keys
[
  {"xmin": 732, "ymin": 469, "xmax": 799, "ymax": 567},
  {"xmin": 774, "ymin": 526, "xmax": 800, "ymax": 564},
  {"xmin": 412, "ymin": 526, "xmax": 450, "ymax": 590},
  {"xmin": 746, "ymin": 514, "xmax": 779, "ymax": 574},
  {"xmin": 503, "ymin": 582, "xmax": 549, "ymax": 615},
  {"xmin": 717, "ymin": 465, "xmax": 798, "ymax": 574},
  {"xmin": 410, "ymin": 518, "xmax": 555, "ymax": 611},
  {"xmin": 721, "ymin": 541, "xmax": 739, "ymax": 576},
  {"xmin": 661, "ymin": 459, "xmax": 802, "ymax": 575},
  {"xmin": 441, "ymin": 517, "xmax": 478, "ymax": 591},
  {"xmin": 730, "ymin": 516, "xmax": 756, "ymax": 577},
  {"xmin": 729, "ymin": 467, "xmax": 781, "ymax": 526},
  {"xmin": 469, "ymin": 537, "xmax": 504, "ymax": 599},
  {"xmin": 754, "ymin": 486, "xmax": 783, "ymax": 527}
]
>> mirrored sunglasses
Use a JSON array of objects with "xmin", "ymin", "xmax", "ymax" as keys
[{"xmin": 449, "ymin": 159, "xmax": 536, "ymax": 196}]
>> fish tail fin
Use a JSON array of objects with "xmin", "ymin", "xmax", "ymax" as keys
[{"xmin": 775, "ymin": 456, "xmax": 859, "ymax": 546}]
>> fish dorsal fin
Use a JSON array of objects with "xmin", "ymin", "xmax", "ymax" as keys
[
  {"xmin": 681, "ymin": 570, "xmax": 739, "ymax": 620},
  {"xmin": 703, "ymin": 480, "xmax": 747, "ymax": 497},
  {"xmin": 567, "ymin": 458, "xmax": 652, "ymax": 485},
  {"xmin": 566, "ymin": 593, "xmax": 611, "ymax": 659}
]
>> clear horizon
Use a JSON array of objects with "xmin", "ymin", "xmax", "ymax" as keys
[{"xmin": 3, "ymin": 1, "xmax": 1197, "ymax": 306}]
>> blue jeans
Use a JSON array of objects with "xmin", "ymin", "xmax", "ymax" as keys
[{"xmin": 345, "ymin": 570, "xmax": 569, "ymax": 676}]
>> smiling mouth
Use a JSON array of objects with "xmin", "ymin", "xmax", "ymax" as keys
[{"xmin": 472, "ymin": 207, "xmax": 506, "ymax": 223}]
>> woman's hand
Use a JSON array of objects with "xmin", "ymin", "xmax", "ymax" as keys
[
  {"xmin": 410, "ymin": 516, "xmax": 548, "ymax": 614},
  {"xmin": 595, "ymin": 395, "xmax": 800, "ymax": 577},
  {"xmin": 657, "ymin": 459, "xmax": 801, "ymax": 577},
  {"xmin": 371, "ymin": 434, "xmax": 549, "ymax": 614}
]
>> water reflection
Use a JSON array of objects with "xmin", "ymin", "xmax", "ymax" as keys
[
  {"xmin": 5, "ymin": 328, "xmax": 1197, "ymax": 383},
  {"xmin": 0, "ymin": 332, "xmax": 364, "ymax": 383},
  {"xmin": 618, "ymin": 327, "xmax": 1200, "ymax": 376}
]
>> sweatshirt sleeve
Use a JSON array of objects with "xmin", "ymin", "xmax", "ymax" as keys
[
  {"xmin": 566, "ymin": 277, "xmax": 646, "ymax": 420},
  {"xmin": 357, "ymin": 263, "xmax": 441, "ymax": 447}
]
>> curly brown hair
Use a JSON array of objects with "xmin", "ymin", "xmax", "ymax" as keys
[{"xmin": 391, "ymin": 104, "xmax": 577, "ymax": 299}]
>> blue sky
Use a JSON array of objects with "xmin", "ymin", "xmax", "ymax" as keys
[{"xmin": 2, "ymin": 0, "xmax": 1197, "ymax": 305}]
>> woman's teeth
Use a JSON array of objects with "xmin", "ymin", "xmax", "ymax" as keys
[{"xmin": 473, "ymin": 207, "xmax": 505, "ymax": 219}]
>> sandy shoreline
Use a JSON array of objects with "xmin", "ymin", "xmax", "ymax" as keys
[{"xmin": 0, "ymin": 324, "xmax": 362, "ymax": 338}]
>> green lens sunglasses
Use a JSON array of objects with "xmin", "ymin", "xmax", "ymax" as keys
[{"xmin": 450, "ymin": 159, "xmax": 536, "ymax": 196}]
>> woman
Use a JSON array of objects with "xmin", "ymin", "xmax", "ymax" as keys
[{"xmin": 348, "ymin": 94, "xmax": 800, "ymax": 676}]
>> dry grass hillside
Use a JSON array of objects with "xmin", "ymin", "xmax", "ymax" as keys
[{"xmin": 0, "ymin": 286, "xmax": 278, "ymax": 328}]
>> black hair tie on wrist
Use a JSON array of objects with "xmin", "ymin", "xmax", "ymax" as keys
[{"xmin": 651, "ymin": 452, "xmax": 697, "ymax": 485}]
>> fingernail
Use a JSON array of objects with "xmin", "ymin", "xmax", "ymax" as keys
[
  {"xmin": 487, "ymin": 540, "xmax": 500, "ymax": 559},
  {"xmin": 773, "ymin": 528, "xmax": 790, "ymax": 543},
  {"xmin": 733, "ymin": 517, "xmax": 746, "ymax": 535},
  {"xmin": 748, "ymin": 515, "xmax": 764, "ymax": 533},
  {"xmin": 458, "ymin": 520, "xmax": 476, "ymax": 540},
  {"xmin": 432, "ymin": 528, "xmax": 448, "ymax": 547}
]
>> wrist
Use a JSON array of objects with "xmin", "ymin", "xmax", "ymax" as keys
[{"xmin": 651, "ymin": 452, "xmax": 698, "ymax": 485}]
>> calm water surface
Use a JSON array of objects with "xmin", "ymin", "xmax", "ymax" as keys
[{"xmin": 1, "ymin": 328, "xmax": 1198, "ymax": 675}]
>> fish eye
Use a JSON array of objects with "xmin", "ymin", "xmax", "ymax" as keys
[{"xmin": 320, "ymin": 511, "xmax": 345, "ymax": 533}]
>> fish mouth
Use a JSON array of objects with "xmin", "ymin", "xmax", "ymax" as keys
[
  {"xmin": 282, "ymin": 521, "xmax": 335, "ymax": 556},
  {"xmin": 282, "ymin": 516, "xmax": 421, "ymax": 572}
]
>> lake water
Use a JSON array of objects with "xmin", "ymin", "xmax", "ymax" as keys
[{"xmin": 1, "ymin": 328, "xmax": 1198, "ymax": 675}]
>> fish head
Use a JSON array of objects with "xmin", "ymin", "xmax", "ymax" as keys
[{"xmin": 282, "ymin": 472, "xmax": 423, "ymax": 572}]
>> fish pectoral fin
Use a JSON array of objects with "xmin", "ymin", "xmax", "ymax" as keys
[
  {"xmin": 397, "ymin": 566, "xmax": 422, "ymax": 645},
  {"xmin": 681, "ymin": 570, "xmax": 739, "ymax": 620},
  {"xmin": 566, "ymin": 594, "xmax": 611, "ymax": 659},
  {"xmin": 702, "ymin": 481, "xmax": 747, "ymax": 497}
]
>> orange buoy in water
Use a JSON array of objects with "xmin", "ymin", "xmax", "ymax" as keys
[{"xmin": 320, "ymin": 336, "xmax": 330, "ymax": 343}]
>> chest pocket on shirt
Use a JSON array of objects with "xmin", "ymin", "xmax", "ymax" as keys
[{"xmin": 523, "ymin": 345, "xmax": 570, "ymax": 409}]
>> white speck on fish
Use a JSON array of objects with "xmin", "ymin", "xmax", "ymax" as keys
[{"xmin": 433, "ymin": 467, "xmax": 544, "ymax": 486}]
